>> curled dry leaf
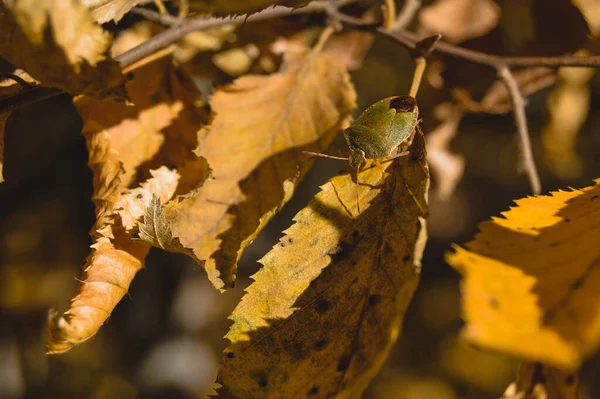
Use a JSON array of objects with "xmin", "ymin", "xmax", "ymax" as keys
[
  {"xmin": 217, "ymin": 132, "xmax": 429, "ymax": 399},
  {"xmin": 189, "ymin": 0, "xmax": 312, "ymax": 16},
  {"xmin": 168, "ymin": 44, "xmax": 356, "ymax": 290},
  {"xmin": 82, "ymin": 0, "xmax": 143, "ymax": 23},
  {"xmin": 138, "ymin": 196, "xmax": 201, "ymax": 263},
  {"xmin": 47, "ymin": 35, "xmax": 208, "ymax": 352},
  {"xmin": 503, "ymin": 361, "xmax": 578, "ymax": 399},
  {"xmin": 419, "ymin": 0, "xmax": 501, "ymax": 43},
  {"xmin": 447, "ymin": 180, "xmax": 600, "ymax": 370},
  {"xmin": 0, "ymin": 0, "xmax": 126, "ymax": 100}
]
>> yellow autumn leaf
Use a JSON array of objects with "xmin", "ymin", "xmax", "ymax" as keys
[
  {"xmin": 189, "ymin": 0, "xmax": 312, "ymax": 16},
  {"xmin": 82, "ymin": 0, "xmax": 142, "ymax": 23},
  {"xmin": 168, "ymin": 41, "xmax": 356, "ymax": 290},
  {"xmin": 47, "ymin": 37, "xmax": 208, "ymax": 352},
  {"xmin": 0, "ymin": 0, "xmax": 126, "ymax": 100},
  {"xmin": 447, "ymin": 179, "xmax": 600, "ymax": 370},
  {"xmin": 217, "ymin": 131, "xmax": 429, "ymax": 399}
]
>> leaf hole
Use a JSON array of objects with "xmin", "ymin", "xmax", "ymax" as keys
[
  {"xmin": 308, "ymin": 386, "xmax": 319, "ymax": 396},
  {"xmin": 402, "ymin": 255, "xmax": 411, "ymax": 263},
  {"xmin": 225, "ymin": 352, "xmax": 235, "ymax": 359}
]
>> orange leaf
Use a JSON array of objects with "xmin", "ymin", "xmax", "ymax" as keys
[
  {"xmin": 447, "ymin": 179, "xmax": 600, "ymax": 370},
  {"xmin": 169, "ymin": 44, "xmax": 356, "ymax": 290},
  {"xmin": 47, "ymin": 36, "xmax": 207, "ymax": 352}
]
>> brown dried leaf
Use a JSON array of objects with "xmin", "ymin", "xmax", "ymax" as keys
[
  {"xmin": 138, "ymin": 196, "xmax": 201, "ymax": 263},
  {"xmin": 47, "ymin": 42, "xmax": 207, "ymax": 352},
  {"xmin": 0, "ymin": 0, "xmax": 126, "ymax": 100},
  {"xmin": 83, "ymin": 0, "xmax": 143, "ymax": 23},
  {"xmin": 47, "ymin": 167, "xmax": 178, "ymax": 354},
  {"xmin": 217, "ymin": 131, "xmax": 429, "ymax": 399},
  {"xmin": 419, "ymin": 0, "xmax": 501, "ymax": 43},
  {"xmin": 168, "ymin": 45, "xmax": 356, "ymax": 290}
]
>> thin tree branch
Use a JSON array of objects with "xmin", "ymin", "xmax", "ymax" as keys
[
  {"xmin": 130, "ymin": 7, "xmax": 183, "ymax": 26},
  {"xmin": 0, "ymin": 72, "xmax": 33, "ymax": 89},
  {"xmin": 498, "ymin": 66, "xmax": 541, "ymax": 194},
  {"xmin": 393, "ymin": 0, "xmax": 421, "ymax": 30},
  {"xmin": 117, "ymin": 1, "xmax": 355, "ymax": 68}
]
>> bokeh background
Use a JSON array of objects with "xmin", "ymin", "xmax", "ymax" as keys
[{"xmin": 2, "ymin": 0, "xmax": 600, "ymax": 398}]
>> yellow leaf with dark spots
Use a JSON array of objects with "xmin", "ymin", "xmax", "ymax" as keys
[
  {"xmin": 447, "ymin": 179, "xmax": 600, "ymax": 370},
  {"xmin": 169, "ymin": 45, "xmax": 356, "ymax": 290},
  {"xmin": 217, "ymin": 131, "xmax": 429, "ymax": 399},
  {"xmin": 0, "ymin": 0, "xmax": 126, "ymax": 100}
]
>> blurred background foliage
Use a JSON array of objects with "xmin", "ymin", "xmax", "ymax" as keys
[{"xmin": 1, "ymin": 0, "xmax": 600, "ymax": 398}]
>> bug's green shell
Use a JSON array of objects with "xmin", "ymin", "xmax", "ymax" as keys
[{"xmin": 343, "ymin": 96, "xmax": 418, "ymax": 160}]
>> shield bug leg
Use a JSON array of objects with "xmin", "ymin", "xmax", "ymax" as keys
[{"xmin": 302, "ymin": 151, "xmax": 348, "ymax": 161}]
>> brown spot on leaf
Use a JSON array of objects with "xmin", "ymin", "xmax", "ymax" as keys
[
  {"xmin": 314, "ymin": 298, "xmax": 331, "ymax": 314},
  {"xmin": 368, "ymin": 294, "xmax": 382, "ymax": 306},
  {"xmin": 314, "ymin": 338, "xmax": 328, "ymax": 350}
]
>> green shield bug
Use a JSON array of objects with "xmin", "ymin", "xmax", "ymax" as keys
[
  {"xmin": 304, "ymin": 95, "xmax": 419, "ymax": 211},
  {"xmin": 304, "ymin": 95, "xmax": 418, "ymax": 168}
]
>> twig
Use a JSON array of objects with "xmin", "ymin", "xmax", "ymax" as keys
[
  {"xmin": 498, "ymin": 66, "xmax": 541, "ymax": 194},
  {"xmin": 130, "ymin": 7, "xmax": 183, "ymax": 26},
  {"xmin": 2, "ymin": 0, "xmax": 600, "ymax": 196},
  {"xmin": 117, "ymin": 1, "xmax": 355, "ymax": 68},
  {"xmin": 382, "ymin": 0, "xmax": 396, "ymax": 30},
  {"xmin": 178, "ymin": 0, "xmax": 189, "ymax": 17},
  {"xmin": 0, "ymin": 86, "xmax": 63, "ymax": 114},
  {"xmin": 393, "ymin": 0, "xmax": 421, "ymax": 30},
  {"xmin": 0, "ymin": 72, "xmax": 33, "ymax": 89}
]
